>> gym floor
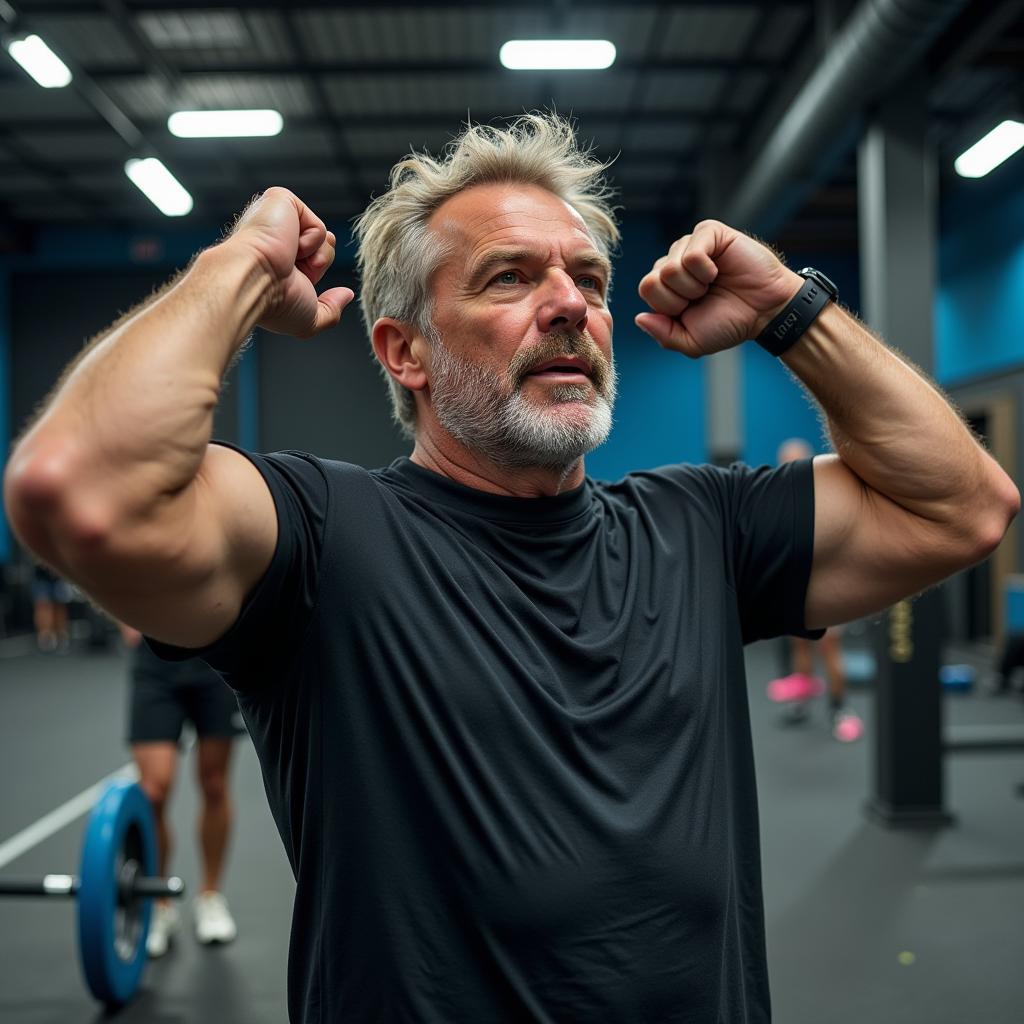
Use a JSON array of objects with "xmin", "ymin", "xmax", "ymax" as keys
[{"xmin": 1, "ymin": 637, "xmax": 1022, "ymax": 1023}]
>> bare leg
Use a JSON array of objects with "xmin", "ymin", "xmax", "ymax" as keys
[
  {"xmin": 132, "ymin": 742, "xmax": 179, "ymax": 876},
  {"xmin": 196, "ymin": 738, "xmax": 235, "ymax": 893},
  {"xmin": 791, "ymin": 637, "xmax": 814, "ymax": 676},
  {"xmin": 819, "ymin": 629, "xmax": 846, "ymax": 707},
  {"xmin": 34, "ymin": 600, "xmax": 56, "ymax": 650}
]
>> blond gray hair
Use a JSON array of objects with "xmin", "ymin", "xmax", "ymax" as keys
[{"xmin": 352, "ymin": 113, "xmax": 620, "ymax": 438}]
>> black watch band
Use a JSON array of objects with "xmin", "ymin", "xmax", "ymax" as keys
[{"xmin": 755, "ymin": 268, "xmax": 837, "ymax": 357}]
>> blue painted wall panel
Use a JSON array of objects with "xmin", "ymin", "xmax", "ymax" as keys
[
  {"xmin": 585, "ymin": 216, "xmax": 706, "ymax": 481},
  {"xmin": 742, "ymin": 248, "xmax": 862, "ymax": 466},
  {"xmin": 936, "ymin": 157, "xmax": 1024, "ymax": 385}
]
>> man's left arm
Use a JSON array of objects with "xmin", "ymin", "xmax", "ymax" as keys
[{"xmin": 636, "ymin": 221, "xmax": 1020, "ymax": 630}]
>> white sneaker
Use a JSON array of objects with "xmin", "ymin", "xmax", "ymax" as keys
[
  {"xmin": 194, "ymin": 891, "xmax": 237, "ymax": 945},
  {"xmin": 146, "ymin": 901, "xmax": 179, "ymax": 958}
]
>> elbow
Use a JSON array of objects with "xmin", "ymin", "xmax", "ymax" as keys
[
  {"xmin": 965, "ymin": 469, "xmax": 1020, "ymax": 564},
  {"xmin": 3, "ymin": 436, "xmax": 113, "ymax": 561}
]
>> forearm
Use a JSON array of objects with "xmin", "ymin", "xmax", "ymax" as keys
[
  {"xmin": 781, "ymin": 303, "xmax": 1011, "ymax": 531},
  {"xmin": 5, "ymin": 241, "xmax": 272, "ymax": 547}
]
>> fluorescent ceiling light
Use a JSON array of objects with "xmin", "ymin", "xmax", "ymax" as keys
[
  {"xmin": 124, "ymin": 158, "xmax": 193, "ymax": 217},
  {"xmin": 5, "ymin": 34, "xmax": 72, "ymax": 88},
  {"xmin": 499, "ymin": 39, "xmax": 616, "ymax": 71},
  {"xmin": 954, "ymin": 120, "xmax": 1024, "ymax": 178},
  {"xmin": 168, "ymin": 109, "xmax": 284, "ymax": 138}
]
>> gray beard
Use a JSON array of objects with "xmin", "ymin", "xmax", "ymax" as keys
[{"xmin": 426, "ymin": 329, "xmax": 617, "ymax": 472}]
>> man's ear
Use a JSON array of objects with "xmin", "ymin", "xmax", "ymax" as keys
[{"xmin": 371, "ymin": 318, "xmax": 429, "ymax": 393}]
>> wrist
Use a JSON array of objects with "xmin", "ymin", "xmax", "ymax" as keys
[
  {"xmin": 754, "ymin": 268, "xmax": 837, "ymax": 357},
  {"xmin": 193, "ymin": 240, "xmax": 278, "ymax": 336}
]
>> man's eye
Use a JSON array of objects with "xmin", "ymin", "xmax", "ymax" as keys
[
  {"xmin": 578, "ymin": 275, "xmax": 604, "ymax": 293},
  {"xmin": 493, "ymin": 270, "xmax": 520, "ymax": 285}
]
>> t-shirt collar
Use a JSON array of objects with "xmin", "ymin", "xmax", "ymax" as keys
[{"xmin": 381, "ymin": 456, "xmax": 592, "ymax": 525}]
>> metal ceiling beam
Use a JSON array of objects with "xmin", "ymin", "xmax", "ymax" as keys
[
  {"xmin": 723, "ymin": 0, "xmax": 972, "ymax": 235},
  {"xmin": 21, "ymin": 0, "xmax": 807, "ymax": 11},
  {"xmin": 1, "ymin": 112, "xmax": 742, "ymax": 133},
  {"xmin": 75, "ymin": 57, "xmax": 779, "ymax": 78}
]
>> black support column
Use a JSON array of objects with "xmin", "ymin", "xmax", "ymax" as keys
[{"xmin": 857, "ymin": 74, "xmax": 951, "ymax": 826}]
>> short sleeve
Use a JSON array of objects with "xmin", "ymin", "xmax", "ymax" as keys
[
  {"xmin": 728, "ymin": 458, "xmax": 822, "ymax": 643},
  {"xmin": 147, "ymin": 441, "xmax": 328, "ymax": 690}
]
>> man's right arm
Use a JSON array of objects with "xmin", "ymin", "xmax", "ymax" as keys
[{"xmin": 3, "ymin": 188, "xmax": 353, "ymax": 649}]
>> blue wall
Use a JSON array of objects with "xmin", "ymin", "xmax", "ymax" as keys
[
  {"xmin": 741, "ymin": 247, "xmax": 862, "ymax": 468},
  {"xmin": 936, "ymin": 155, "xmax": 1024, "ymax": 386},
  {"xmin": 587, "ymin": 215, "xmax": 707, "ymax": 481}
]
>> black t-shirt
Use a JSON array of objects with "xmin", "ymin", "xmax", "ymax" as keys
[{"xmin": 162, "ymin": 447, "xmax": 819, "ymax": 1023}]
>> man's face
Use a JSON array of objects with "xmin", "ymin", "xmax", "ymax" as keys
[{"xmin": 422, "ymin": 182, "xmax": 617, "ymax": 470}]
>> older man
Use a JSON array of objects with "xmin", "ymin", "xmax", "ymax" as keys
[{"xmin": 5, "ymin": 114, "xmax": 1017, "ymax": 1022}]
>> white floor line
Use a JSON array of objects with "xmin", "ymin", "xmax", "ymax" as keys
[{"xmin": 0, "ymin": 762, "xmax": 139, "ymax": 870}]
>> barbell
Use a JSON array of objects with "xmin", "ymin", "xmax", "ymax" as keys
[{"xmin": 0, "ymin": 778, "xmax": 184, "ymax": 1006}]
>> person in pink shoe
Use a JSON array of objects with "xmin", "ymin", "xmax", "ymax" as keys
[{"xmin": 769, "ymin": 440, "xmax": 864, "ymax": 742}]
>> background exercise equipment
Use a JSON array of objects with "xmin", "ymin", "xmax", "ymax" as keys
[{"xmin": 0, "ymin": 779, "xmax": 184, "ymax": 1006}]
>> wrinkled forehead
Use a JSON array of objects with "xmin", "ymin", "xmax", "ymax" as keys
[{"xmin": 428, "ymin": 182, "xmax": 605, "ymax": 279}]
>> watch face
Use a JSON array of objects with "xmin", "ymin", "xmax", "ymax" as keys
[{"xmin": 798, "ymin": 267, "xmax": 838, "ymax": 298}]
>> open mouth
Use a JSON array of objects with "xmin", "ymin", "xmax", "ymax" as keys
[{"xmin": 526, "ymin": 356, "xmax": 593, "ymax": 381}]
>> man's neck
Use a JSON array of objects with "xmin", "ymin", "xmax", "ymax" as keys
[{"xmin": 410, "ymin": 434, "xmax": 585, "ymax": 498}]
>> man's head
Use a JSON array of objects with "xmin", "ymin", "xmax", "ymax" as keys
[
  {"xmin": 353, "ymin": 114, "xmax": 620, "ymax": 469},
  {"xmin": 777, "ymin": 438, "xmax": 813, "ymax": 465}
]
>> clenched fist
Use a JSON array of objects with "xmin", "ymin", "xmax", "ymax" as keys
[
  {"xmin": 228, "ymin": 186, "xmax": 355, "ymax": 338},
  {"xmin": 636, "ymin": 220, "xmax": 803, "ymax": 358}
]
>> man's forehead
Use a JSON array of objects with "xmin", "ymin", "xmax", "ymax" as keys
[{"xmin": 429, "ymin": 183, "xmax": 602, "ymax": 277}]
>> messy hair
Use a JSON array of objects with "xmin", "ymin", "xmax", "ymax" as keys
[{"xmin": 352, "ymin": 112, "xmax": 620, "ymax": 438}]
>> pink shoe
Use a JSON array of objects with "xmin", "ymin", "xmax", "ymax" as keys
[
  {"xmin": 832, "ymin": 709, "xmax": 864, "ymax": 743},
  {"xmin": 766, "ymin": 673, "xmax": 825, "ymax": 703}
]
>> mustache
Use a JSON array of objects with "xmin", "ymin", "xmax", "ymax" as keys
[{"xmin": 509, "ymin": 329, "xmax": 613, "ymax": 393}]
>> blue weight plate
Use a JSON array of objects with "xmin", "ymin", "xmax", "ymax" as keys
[{"xmin": 77, "ymin": 779, "xmax": 157, "ymax": 1005}]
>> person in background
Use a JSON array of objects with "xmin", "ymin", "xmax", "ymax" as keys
[
  {"xmin": 766, "ymin": 439, "xmax": 865, "ymax": 743},
  {"xmin": 121, "ymin": 623, "xmax": 244, "ymax": 955},
  {"xmin": 31, "ymin": 561, "xmax": 72, "ymax": 652}
]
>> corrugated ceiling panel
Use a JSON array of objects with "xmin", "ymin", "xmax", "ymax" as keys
[
  {"xmin": 0, "ymin": 84, "xmax": 96, "ymax": 122},
  {"xmin": 657, "ymin": 6, "xmax": 762, "ymax": 60},
  {"xmin": 322, "ymin": 74, "xmax": 540, "ymax": 117},
  {"xmin": 747, "ymin": 5, "xmax": 808, "ymax": 61},
  {"xmin": 1, "ymin": 173, "xmax": 55, "ymax": 193},
  {"xmin": 725, "ymin": 71, "xmax": 770, "ymax": 113},
  {"xmin": 344, "ymin": 126, "xmax": 462, "ymax": 157},
  {"xmin": 296, "ymin": 7, "xmax": 660, "ymax": 62},
  {"xmin": 610, "ymin": 161, "xmax": 680, "ymax": 183},
  {"xmin": 13, "ymin": 200, "xmax": 93, "ymax": 221},
  {"xmin": 931, "ymin": 68, "xmax": 1002, "ymax": 112},
  {"xmin": 137, "ymin": 11, "xmax": 252, "ymax": 50},
  {"xmin": 168, "ymin": 13, "xmax": 294, "ymax": 68},
  {"xmin": 542, "ymin": 72, "xmax": 641, "ymax": 115},
  {"xmin": 18, "ymin": 129, "xmax": 132, "ymax": 162},
  {"xmin": 623, "ymin": 123, "xmax": 701, "ymax": 152},
  {"xmin": 233, "ymin": 126, "xmax": 337, "ymax": 159},
  {"xmin": 31, "ymin": 14, "xmax": 139, "ymax": 67},
  {"xmin": 103, "ymin": 77, "xmax": 173, "ymax": 120},
  {"xmin": 640, "ymin": 71, "xmax": 725, "ymax": 111},
  {"xmin": 178, "ymin": 76, "xmax": 314, "ymax": 115}
]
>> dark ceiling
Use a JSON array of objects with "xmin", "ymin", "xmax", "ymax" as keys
[{"xmin": 1, "ymin": 0, "xmax": 1022, "ymax": 249}]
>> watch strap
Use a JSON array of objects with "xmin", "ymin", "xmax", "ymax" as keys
[{"xmin": 755, "ymin": 272, "xmax": 835, "ymax": 357}]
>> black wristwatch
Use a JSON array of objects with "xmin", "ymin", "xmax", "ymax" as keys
[{"xmin": 755, "ymin": 268, "xmax": 837, "ymax": 357}]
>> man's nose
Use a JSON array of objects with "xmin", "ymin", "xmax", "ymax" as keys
[{"xmin": 537, "ymin": 270, "xmax": 589, "ymax": 335}]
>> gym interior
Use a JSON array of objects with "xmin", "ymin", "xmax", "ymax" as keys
[{"xmin": 1, "ymin": 1, "xmax": 1023, "ymax": 1021}]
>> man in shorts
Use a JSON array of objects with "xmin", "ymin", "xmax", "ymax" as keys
[{"xmin": 123, "ymin": 625, "xmax": 244, "ymax": 956}]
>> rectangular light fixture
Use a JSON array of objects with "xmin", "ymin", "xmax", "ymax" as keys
[
  {"xmin": 168, "ymin": 109, "xmax": 284, "ymax": 138},
  {"xmin": 124, "ymin": 158, "xmax": 193, "ymax": 217},
  {"xmin": 954, "ymin": 120, "xmax": 1024, "ymax": 179},
  {"xmin": 499, "ymin": 39, "xmax": 616, "ymax": 71},
  {"xmin": 5, "ymin": 34, "xmax": 72, "ymax": 88}
]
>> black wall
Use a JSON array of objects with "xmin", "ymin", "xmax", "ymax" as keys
[{"xmin": 11, "ymin": 269, "xmax": 240, "ymax": 444}]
